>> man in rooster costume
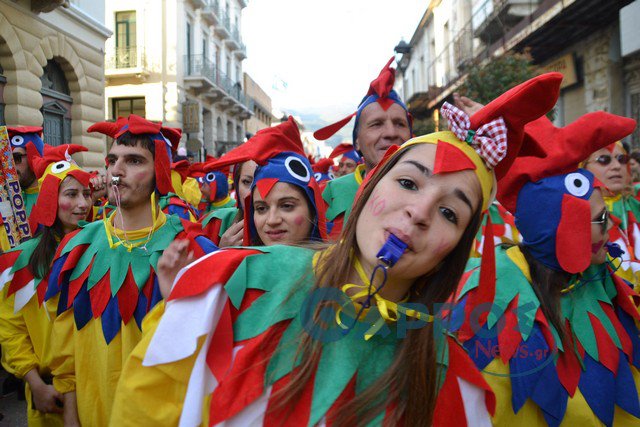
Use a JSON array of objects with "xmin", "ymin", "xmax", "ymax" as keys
[
  {"xmin": 43, "ymin": 115, "xmax": 217, "ymax": 426},
  {"xmin": 314, "ymin": 57, "xmax": 412, "ymax": 239}
]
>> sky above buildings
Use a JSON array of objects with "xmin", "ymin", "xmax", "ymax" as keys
[{"xmin": 242, "ymin": 0, "xmax": 426, "ymax": 142}]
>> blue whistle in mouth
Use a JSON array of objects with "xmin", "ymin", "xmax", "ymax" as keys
[
  {"xmin": 376, "ymin": 234, "xmax": 408, "ymax": 268},
  {"xmin": 606, "ymin": 242, "xmax": 624, "ymax": 259}
]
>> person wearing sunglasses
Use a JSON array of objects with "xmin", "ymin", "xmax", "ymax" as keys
[
  {"xmin": 7, "ymin": 127, "xmax": 46, "ymax": 217},
  {"xmin": 582, "ymin": 141, "xmax": 640, "ymax": 290},
  {"xmin": 456, "ymin": 112, "xmax": 640, "ymax": 426}
]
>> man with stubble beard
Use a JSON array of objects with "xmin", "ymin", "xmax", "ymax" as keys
[
  {"xmin": 45, "ymin": 115, "xmax": 216, "ymax": 427},
  {"xmin": 314, "ymin": 57, "xmax": 412, "ymax": 239}
]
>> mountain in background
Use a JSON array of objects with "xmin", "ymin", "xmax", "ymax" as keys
[{"xmin": 285, "ymin": 108, "xmax": 353, "ymax": 148}]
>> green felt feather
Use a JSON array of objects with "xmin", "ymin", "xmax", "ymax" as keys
[
  {"xmin": 231, "ymin": 246, "xmax": 316, "ymax": 341},
  {"xmin": 560, "ymin": 266, "xmax": 622, "ymax": 361},
  {"xmin": 460, "ymin": 246, "xmax": 540, "ymax": 342},
  {"xmin": 10, "ymin": 235, "xmax": 42, "ymax": 273},
  {"xmin": 60, "ymin": 214, "xmax": 184, "ymax": 294},
  {"xmin": 323, "ymin": 171, "xmax": 361, "ymax": 222}
]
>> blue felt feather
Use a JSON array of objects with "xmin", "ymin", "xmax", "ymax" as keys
[
  {"xmin": 509, "ymin": 325, "xmax": 553, "ymax": 413},
  {"xmin": 531, "ymin": 356, "xmax": 568, "ymax": 427},
  {"xmin": 72, "ymin": 281, "xmax": 93, "ymax": 330},
  {"xmin": 616, "ymin": 306, "xmax": 640, "ymax": 369},
  {"xmin": 101, "ymin": 295, "xmax": 123, "ymax": 344},
  {"xmin": 579, "ymin": 353, "xmax": 615, "ymax": 426},
  {"xmin": 613, "ymin": 349, "xmax": 640, "ymax": 419},
  {"xmin": 45, "ymin": 253, "xmax": 67, "ymax": 301},
  {"xmin": 195, "ymin": 235, "xmax": 219, "ymax": 255}
]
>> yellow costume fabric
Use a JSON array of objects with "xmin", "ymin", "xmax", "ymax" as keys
[
  {"xmin": 49, "ymin": 309, "xmax": 143, "ymax": 427},
  {"xmin": 484, "ymin": 359, "xmax": 640, "ymax": 426},
  {"xmin": 0, "ymin": 287, "xmax": 62, "ymax": 426},
  {"xmin": 48, "ymin": 214, "xmax": 168, "ymax": 426}
]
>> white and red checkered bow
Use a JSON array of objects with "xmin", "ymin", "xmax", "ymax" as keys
[{"xmin": 440, "ymin": 102, "xmax": 507, "ymax": 169}]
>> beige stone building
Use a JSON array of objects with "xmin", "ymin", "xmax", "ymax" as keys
[
  {"xmin": 0, "ymin": 0, "xmax": 110, "ymax": 168},
  {"xmin": 395, "ymin": 0, "xmax": 640, "ymax": 147},
  {"xmin": 244, "ymin": 72, "xmax": 273, "ymax": 137},
  {"xmin": 104, "ymin": 0, "xmax": 252, "ymax": 160}
]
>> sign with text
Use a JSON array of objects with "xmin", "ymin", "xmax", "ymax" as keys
[
  {"xmin": 0, "ymin": 126, "xmax": 31, "ymax": 248},
  {"xmin": 541, "ymin": 54, "xmax": 579, "ymax": 89}
]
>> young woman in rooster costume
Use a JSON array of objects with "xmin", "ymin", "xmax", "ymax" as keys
[
  {"xmin": 455, "ymin": 111, "xmax": 639, "ymax": 426},
  {"xmin": 108, "ymin": 73, "xmax": 562, "ymax": 426},
  {"xmin": 0, "ymin": 144, "xmax": 92, "ymax": 426}
]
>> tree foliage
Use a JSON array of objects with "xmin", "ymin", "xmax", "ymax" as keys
[{"xmin": 458, "ymin": 51, "xmax": 536, "ymax": 105}]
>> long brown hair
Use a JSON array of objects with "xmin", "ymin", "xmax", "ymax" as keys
[
  {"xmin": 28, "ymin": 221, "xmax": 64, "ymax": 280},
  {"xmin": 519, "ymin": 244, "xmax": 568, "ymax": 341},
  {"xmin": 272, "ymin": 144, "xmax": 483, "ymax": 426}
]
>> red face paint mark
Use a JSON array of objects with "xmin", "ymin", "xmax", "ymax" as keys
[
  {"xmin": 58, "ymin": 201, "xmax": 73, "ymax": 212},
  {"xmin": 294, "ymin": 216, "xmax": 304, "ymax": 226},
  {"xmin": 368, "ymin": 194, "xmax": 386, "ymax": 217}
]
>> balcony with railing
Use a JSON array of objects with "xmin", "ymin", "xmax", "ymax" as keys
[
  {"xmin": 473, "ymin": 0, "xmax": 540, "ymax": 44},
  {"xmin": 214, "ymin": 8, "xmax": 231, "ymax": 39},
  {"xmin": 105, "ymin": 46, "xmax": 150, "ymax": 78},
  {"xmin": 184, "ymin": 55, "xmax": 252, "ymax": 118},
  {"xmin": 188, "ymin": 0, "xmax": 207, "ymax": 8},
  {"xmin": 202, "ymin": 0, "xmax": 220, "ymax": 25}
]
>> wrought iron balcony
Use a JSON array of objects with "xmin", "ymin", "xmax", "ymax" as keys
[
  {"xmin": 183, "ymin": 55, "xmax": 252, "ymax": 117},
  {"xmin": 214, "ymin": 9, "xmax": 231, "ymax": 39},
  {"xmin": 105, "ymin": 46, "xmax": 149, "ymax": 78},
  {"xmin": 202, "ymin": 0, "xmax": 220, "ymax": 25},
  {"xmin": 473, "ymin": 0, "xmax": 540, "ymax": 44}
]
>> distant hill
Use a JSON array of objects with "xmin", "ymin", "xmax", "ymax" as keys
[{"xmin": 287, "ymin": 108, "xmax": 353, "ymax": 148}]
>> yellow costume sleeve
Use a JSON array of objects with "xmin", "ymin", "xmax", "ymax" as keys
[
  {"xmin": 110, "ymin": 301, "xmax": 208, "ymax": 426},
  {"xmin": 49, "ymin": 309, "xmax": 76, "ymax": 394},
  {"xmin": 0, "ymin": 287, "xmax": 38, "ymax": 378}
]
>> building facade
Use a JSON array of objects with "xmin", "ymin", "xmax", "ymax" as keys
[
  {"xmin": 0, "ymin": 0, "xmax": 110, "ymax": 168},
  {"xmin": 396, "ymin": 0, "xmax": 640, "ymax": 147},
  {"xmin": 104, "ymin": 0, "xmax": 252, "ymax": 160},
  {"xmin": 244, "ymin": 72, "xmax": 273, "ymax": 139}
]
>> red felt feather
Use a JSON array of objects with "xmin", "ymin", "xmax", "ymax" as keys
[
  {"xmin": 206, "ymin": 300, "xmax": 234, "ymax": 381},
  {"xmin": 556, "ymin": 195, "xmax": 591, "ymax": 274},
  {"xmin": 67, "ymin": 258, "xmax": 94, "ymax": 307},
  {"xmin": 325, "ymin": 375, "xmax": 357, "ymax": 425},
  {"xmin": 209, "ymin": 322, "xmax": 288, "ymax": 425},
  {"xmin": 612, "ymin": 274, "xmax": 640, "ymax": 321},
  {"xmin": 313, "ymin": 113, "xmax": 356, "ymax": 141},
  {"xmin": 556, "ymin": 327, "xmax": 582, "ymax": 396},
  {"xmin": 6, "ymin": 266, "xmax": 35, "ymax": 296},
  {"xmin": 263, "ymin": 365, "xmax": 315, "ymax": 427},
  {"xmin": 169, "ymin": 249, "xmax": 262, "ymax": 300},
  {"xmin": 498, "ymin": 296, "xmax": 521, "ymax": 363},
  {"xmin": 601, "ymin": 302, "xmax": 633, "ymax": 360},
  {"xmin": 0, "ymin": 251, "xmax": 21, "ymax": 274},
  {"xmin": 231, "ymin": 289, "xmax": 266, "ymax": 323},
  {"xmin": 117, "ymin": 268, "xmax": 139, "ymax": 324},
  {"xmin": 89, "ymin": 272, "xmax": 111, "ymax": 318},
  {"xmin": 589, "ymin": 312, "xmax": 620, "ymax": 374}
]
